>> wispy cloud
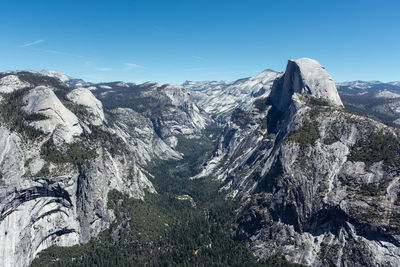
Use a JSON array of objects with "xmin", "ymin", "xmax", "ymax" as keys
[
  {"xmin": 123, "ymin": 62, "xmax": 147, "ymax": 69},
  {"xmin": 192, "ymin": 55, "xmax": 206, "ymax": 61},
  {"xmin": 31, "ymin": 48, "xmax": 88, "ymax": 59},
  {"xmin": 94, "ymin": 63, "xmax": 147, "ymax": 72},
  {"xmin": 19, "ymin": 39, "xmax": 45, "ymax": 47},
  {"xmin": 96, "ymin": 67, "xmax": 113, "ymax": 72}
]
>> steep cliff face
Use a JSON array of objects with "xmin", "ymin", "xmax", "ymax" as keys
[
  {"xmin": 0, "ymin": 71, "xmax": 207, "ymax": 267},
  {"xmin": 269, "ymin": 58, "xmax": 343, "ymax": 111},
  {"xmin": 92, "ymin": 81, "xmax": 208, "ymax": 148},
  {"xmin": 108, "ymin": 107, "xmax": 182, "ymax": 164},
  {"xmin": 198, "ymin": 58, "xmax": 400, "ymax": 266}
]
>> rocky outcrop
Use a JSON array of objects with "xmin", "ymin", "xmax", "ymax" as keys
[
  {"xmin": 269, "ymin": 58, "xmax": 343, "ymax": 111},
  {"xmin": 22, "ymin": 86, "xmax": 83, "ymax": 144},
  {"xmin": 0, "ymin": 75, "xmax": 30, "ymax": 94},
  {"xmin": 198, "ymin": 58, "xmax": 400, "ymax": 266},
  {"xmin": 66, "ymin": 87, "xmax": 105, "ymax": 126}
]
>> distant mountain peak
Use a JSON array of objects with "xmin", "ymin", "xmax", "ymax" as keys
[{"xmin": 40, "ymin": 69, "xmax": 72, "ymax": 82}]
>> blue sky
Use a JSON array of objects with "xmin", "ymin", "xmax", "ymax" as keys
[{"xmin": 0, "ymin": 0, "xmax": 399, "ymax": 84}]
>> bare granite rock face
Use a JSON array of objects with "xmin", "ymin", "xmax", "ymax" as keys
[
  {"xmin": 0, "ymin": 71, "xmax": 207, "ymax": 267},
  {"xmin": 66, "ymin": 87, "xmax": 105, "ymax": 126},
  {"xmin": 269, "ymin": 58, "xmax": 343, "ymax": 111},
  {"xmin": 184, "ymin": 69, "xmax": 282, "ymax": 118},
  {"xmin": 22, "ymin": 86, "xmax": 83, "ymax": 144},
  {"xmin": 0, "ymin": 75, "xmax": 31, "ymax": 94},
  {"xmin": 198, "ymin": 58, "xmax": 400, "ymax": 266},
  {"xmin": 91, "ymin": 81, "xmax": 209, "ymax": 148},
  {"xmin": 109, "ymin": 107, "xmax": 182, "ymax": 164}
]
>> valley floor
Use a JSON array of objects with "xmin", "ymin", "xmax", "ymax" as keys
[{"xmin": 31, "ymin": 128, "xmax": 300, "ymax": 267}]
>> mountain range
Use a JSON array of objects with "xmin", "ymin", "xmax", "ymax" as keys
[{"xmin": 0, "ymin": 58, "xmax": 399, "ymax": 266}]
